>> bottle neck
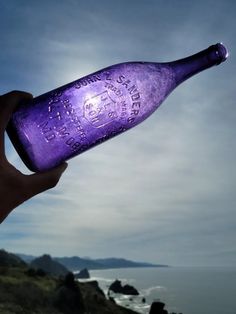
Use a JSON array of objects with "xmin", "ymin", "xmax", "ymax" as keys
[{"xmin": 169, "ymin": 43, "xmax": 228, "ymax": 86}]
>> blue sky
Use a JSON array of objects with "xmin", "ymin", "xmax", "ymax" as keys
[{"xmin": 0, "ymin": 0, "xmax": 235, "ymax": 266}]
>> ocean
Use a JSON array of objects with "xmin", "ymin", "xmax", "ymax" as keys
[{"xmin": 86, "ymin": 267, "xmax": 236, "ymax": 314}]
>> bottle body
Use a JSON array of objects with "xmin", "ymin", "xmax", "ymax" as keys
[
  {"xmin": 7, "ymin": 63, "xmax": 175, "ymax": 171},
  {"xmin": 7, "ymin": 44, "xmax": 227, "ymax": 172}
]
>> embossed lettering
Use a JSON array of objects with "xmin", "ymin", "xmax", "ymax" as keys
[
  {"xmin": 127, "ymin": 85, "xmax": 138, "ymax": 94},
  {"xmin": 49, "ymin": 97, "xmax": 60, "ymax": 105},
  {"xmin": 87, "ymin": 77, "xmax": 95, "ymax": 84},
  {"xmin": 131, "ymin": 93, "xmax": 140, "ymax": 101},
  {"xmin": 50, "ymin": 111, "xmax": 62, "ymax": 120},
  {"xmin": 128, "ymin": 117, "xmax": 135, "ymax": 123},
  {"xmin": 105, "ymin": 72, "xmax": 112, "ymax": 80},
  {"xmin": 121, "ymin": 79, "xmax": 131, "ymax": 88},
  {"xmin": 38, "ymin": 121, "xmax": 56, "ymax": 142},
  {"xmin": 117, "ymin": 76, "xmax": 142, "ymax": 123},
  {"xmin": 58, "ymin": 126, "xmax": 70, "ymax": 137},
  {"xmin": 84, "ymin": 91, "xmax": 117, "ymax": 128},
  {"xmin": 132, "ymin": 102, "xmax": 141, "ymax": 109},
  {"xmin": 116, "ymin": 75, "xmax": 125, "ymax": 83},
  {"xmin": 104, "ymin": 82, "xmax": 123, "ymax": 97},
  {"xmin": 65, "ymin": 102, "xmax": 87, "ymax": 140},
  {"xmin": 75, "ymin": 75, "xmax": 101, "ymax": 89},
  {"xmin": 66, "ymin": 137, "xmax": 81, "ymax": 151},
  {"xmin": 120, "ymin": 100, "xmax": 128, "ymax": 119},
  {"xmin": 45, "ymin": 133, "xmax": 56, "ymax": 141},
  {"xmin": 93, "ymin": 74, "xmax": 101, "ymax": 81},
  {"xmin": 131, "ymin": 109, "xmax": 139, "ymax": 116},
  {"xmin": 38, "ymin": 121, "xmax": 52, "ymax": 133}
]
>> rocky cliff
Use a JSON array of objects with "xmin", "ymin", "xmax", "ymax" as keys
[
  {"xmin": 30, "ymin": 254, "xmax": 69, "ymax": 276},
  {"xmin": 0, "ymin": 250, "xmax": 138, "ymax": 314}
]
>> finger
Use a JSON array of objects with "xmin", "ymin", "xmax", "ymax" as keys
[
  {"xmin": 24, "ymin": 163, "xmax": 68, "ymax": 198},
  {"xmin": 0, "ymin": 90, "xmax": 33, "ymax": 131}
]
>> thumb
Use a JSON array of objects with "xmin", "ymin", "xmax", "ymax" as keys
[
  {"xmin": 25, "ymin": 163, "xmax": 68, "ymax": 197},
  {"xmin": 0, "ymin": 90, "xmax": 33, "ymax": 131}
]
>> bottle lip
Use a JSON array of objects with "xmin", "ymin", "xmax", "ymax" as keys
[{"xmin": 213, "ymin": 43, "xmax": 229, "ymax": 64}]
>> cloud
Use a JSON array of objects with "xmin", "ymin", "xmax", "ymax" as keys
[{"xmin": 1, "ymin": 0, "xmax": 236, "ymax": 266}]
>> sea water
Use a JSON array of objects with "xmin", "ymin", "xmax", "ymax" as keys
[{"xmin": 87, "ymin": 267, "xmax": 236, "ymax": 314}]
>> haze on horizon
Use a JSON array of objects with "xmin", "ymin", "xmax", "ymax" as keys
[{"xmin": 0, "ymin": 0, "xmax": 236, "ymax": 267}]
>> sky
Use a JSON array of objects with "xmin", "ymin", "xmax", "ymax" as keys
[{"xmin": 0, "ymin": 0, "xmax": 235, "ymax": 267}]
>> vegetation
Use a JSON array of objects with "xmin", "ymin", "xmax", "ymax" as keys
[{"xmin": 0, "ymin": 250, "xmax": 138, "ymax": 314}]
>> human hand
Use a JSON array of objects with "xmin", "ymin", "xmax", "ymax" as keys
[{"xmin": 0, "ymin": 91, "xmax": 68, "ymax": 223}]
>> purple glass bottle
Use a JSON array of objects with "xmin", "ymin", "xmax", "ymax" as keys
[{"xmin": 7, "ymin": 43, "xmax": 228, "ymax": 172}]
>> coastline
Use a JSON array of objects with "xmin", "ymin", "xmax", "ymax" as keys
[{"xmin": 89, "ymin": 266, "xmax": 236, "ymax": 314}]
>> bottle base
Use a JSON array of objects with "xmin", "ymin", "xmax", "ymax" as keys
[{"xmin": 7, "ymin": 122, "xmax": 39, "ymax": 172}]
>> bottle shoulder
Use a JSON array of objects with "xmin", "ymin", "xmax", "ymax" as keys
[
  {"xmin": 101, "ymin": 61, "xmax": 173, "ymax": 74},
  {"xmin": 96, "ymin": 61, "xmax": 176, "ymax": 88},
  {"xmin": 32, "ymin": 61, "xmax": 176, "ymax": 102}
]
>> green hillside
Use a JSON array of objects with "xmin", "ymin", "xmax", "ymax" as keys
[{"xmin": 0, "ymin": 250, "xmax": 138, "ymax": 314}]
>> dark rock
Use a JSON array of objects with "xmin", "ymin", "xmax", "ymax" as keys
[
  {"xmin": 123, "ymin": 284, "xmax": 139, "ymax": 295},
  {"xmin": 109, "ymin": 279, "xmax": 123, "ymax": 293},
  {"xmin": 109, "ymin": 279, "xmax": 139, "ymax": 295},
  {"xmin": 75, "ymin": 268, "xmax": 90, "ymax": 279},
  {"xmin": 149, "ymin": 301, "xmax": 168, "ymax": 314},
  {"xmin": 84, "ymin": 280, "xmax": 105, "ymax": 297},
  {"xmin": 54, "ymin": 272, "xmax": 85, "ymax": 313},
  {"xmin": 30, "ymin": 254, "xmax": 69, "ymax": 276},
  {"xmin": 109, "ymin": 296, "xmax": 116, "ymax": 303},
  {"xmin": 142, "ymin": 297, "xmax": 146, "ymax": 303},
  {"xmin": 63, "ymin": 272, "xmax": 78, "ymax": 289}
]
